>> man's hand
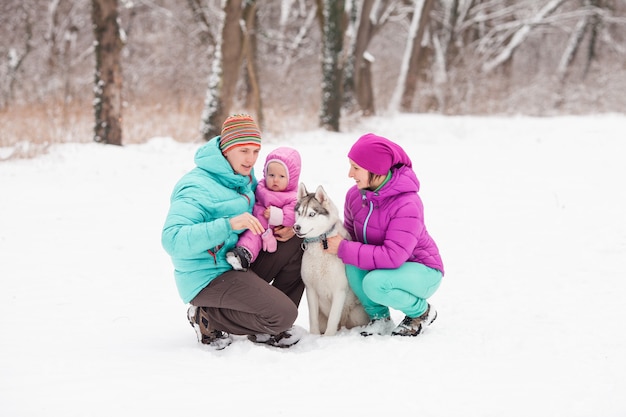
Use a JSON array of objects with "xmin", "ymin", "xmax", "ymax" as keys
[
  {"xmin": 273, "ymin": 225, "xmax": 295, "ymax": 242},
  {"xmin": 229, "ymin": 213, "xmax": 264, "ymax": 235}
]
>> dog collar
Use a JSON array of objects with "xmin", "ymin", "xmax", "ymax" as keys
[{"xmin": 301, "ymin": 225, "xmax": 336, "ymax": 250}]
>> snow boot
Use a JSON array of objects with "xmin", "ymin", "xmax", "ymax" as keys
[
  {"xmin": 226, "ymin": 246, "xmax": 252, "ymax": 271},
  {"xmin": 187, "ymin": 306, "xmax": 232, "ymax": 350},
  {"xmin": 247, "ymin": 326, "xmax": 302, "ymax": 348},
  {"xmin": 391, "ymin": 304, "xmax": 437, "ymax": 337},
  {"xmin": 360, "ymin": 317, "xmax": 395, "ymax": 337}
]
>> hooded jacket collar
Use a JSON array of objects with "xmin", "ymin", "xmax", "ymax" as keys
[
  {"xmin": 360, "ymin": 165, "xmax": 420, "ymax": 201},
  {"xmin": 194, "ymin": 137, "xmax": 255, "ymax": 188}
]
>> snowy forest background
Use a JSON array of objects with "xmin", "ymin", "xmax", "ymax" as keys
[
  {"xmin": 1, "ymin": 0, "xmax": 626, "ymax": 158},
  {"xmin": 2, "ymin": 3, "xmax": 626, "ymax": 413}
]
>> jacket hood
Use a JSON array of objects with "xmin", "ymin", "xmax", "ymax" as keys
[
  {"xmin": 263, "ymin": 147, "xmax": 301, "ymax": 192},
  {"xmin": 194, "ymin": 137, "xmax": 256, "ymax": 188}
]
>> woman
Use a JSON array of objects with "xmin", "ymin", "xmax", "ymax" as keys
[
  {"xmin": 161, "ymin": 114, "xmax": 304, "ymax": 350},
  {"xmin": 324, "ymin": 133, "xmax": 444, "ymax": 337}
]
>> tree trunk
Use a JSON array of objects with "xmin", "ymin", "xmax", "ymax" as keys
[
  {"xmin": 344, "ymin": 0, "xmax": 399, "ymax": 115},
  {"xmin": 353, "ymin": 0, "xmax": 375, "ymax": 115},
  {"xmin": 1, "ymin": 4, "xmax": 34, "ymax": 109},
  {"xmin": 557, "ymin": 14, "xmax": 589, "ymax": 83},
  {"xmin": 389, "ymin": 0, "xmax": 426, "ymax": 113},
  {"xmin": 186, "ymin": 0, "xmax": 217, "ymax": 46},
  {"xmin": 342, "ymin": 0, "xmax": 358, "ymax": 112},
  {"xmin": 319, "ymin": 0, "xmax": 345, "ymax": 132},
  {"xmin": 243, "ymin": 1, "xmax": 264, "ymax": 129},
  {"xmin": 583, "ymin": 0, "xmax": 601, "ymax": 79},
  {"xmin": 92, "ymin": 0, "xmax": 123, "ymax": 146},
  {"xmin": 201, "ymin": 0, "xmax": 245, "ymax": 140},
  {"xmin": 400, "ymin": 0, "xmax": 434, "ymax": 112}
]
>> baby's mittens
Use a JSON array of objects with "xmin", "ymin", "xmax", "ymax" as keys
[{"xmin": 262, "ymin": 229, "xmax": 277, "ymax": 253}]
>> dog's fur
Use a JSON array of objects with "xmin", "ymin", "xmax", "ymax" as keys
[{"xmin": 294, "ymin": 183, "xmax": 369, "ymax": 336}]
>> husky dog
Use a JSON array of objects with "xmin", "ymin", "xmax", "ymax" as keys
[{"xmin": 294, "ymin": 183, "xmax": 369, "ymax": 336}]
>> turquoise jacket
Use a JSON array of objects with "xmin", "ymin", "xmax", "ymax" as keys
[{"xmin": 161, "ymin": 137, "xmax": 257, "ymax": 303}]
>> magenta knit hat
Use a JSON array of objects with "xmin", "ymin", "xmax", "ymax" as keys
[
  {"xmin": 219, "ymin": 114, "xmax": 261, "ymax": 153},
  {"xmin": 347, "ymin": 133, "xmax": 412, "ymax": 175}
]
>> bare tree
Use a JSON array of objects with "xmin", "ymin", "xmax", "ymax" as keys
[
  {"xmin": 92, "ymin": 0, "xmax": 123, "ymax": 145},
  {"xmin": 317, "ymin": 0, "xmax": 345, "ymax": 131},
  {"xmin": 3, "ymin": 0, "xmax": 626, "ymax": 154},
  {"xmin": 242, "ymin": 2, "xmax": 264, "ymax": 127},
  {"xmin": 200, "ymin": 0, "xmax": 262, "ymax": 140},
  {"xmin": 185, "ymin": 0, "xmax": 217, "ymax": 46},
  {"xmin": 276, "ymin": 0, "xmax": 319, "ymax": 72},
  {"xmin": 201, "ymin": 0, "xmax": 244, "ymax": 140},
  {"xmin": 556, "ymin": 0, "xmax": 606, "ymax": 83},
  {"xmin": 389, "ymin": 0, "xmax": 433, "ymax": 113},
  {"xmin": 0, "ymin": 3, "xmax": 34, "ymax": 109},
  {"xmin": 481, "ymin": 0, "xmax": 567, "ymax": 73},
  {"xmin": 343, "ymin": 0, "xmax": 403, "ymax": 115},
  {"xmin": 399, "ymin": 0, "xmax": 435, "ymax": 112}
]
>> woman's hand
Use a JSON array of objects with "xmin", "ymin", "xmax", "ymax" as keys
[
  {"xmin": 324, "ymin": 235, "xmax": 343, "ymax": 255},
  {"xmin": 273, "ymin": 225, "xmax": 295, "ymax": 242},
  {"xmin": 229, "ymin": 213, "xmax": 264, "ymax": 235}
]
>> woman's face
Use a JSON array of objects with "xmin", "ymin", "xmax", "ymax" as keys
[
  {"xmin": 224, "ymin": 145, "xmax": 261, "ymax": 176},
  {"xmin": 348, "ymin": 159, "xmax": 371, "ymax": 189}
]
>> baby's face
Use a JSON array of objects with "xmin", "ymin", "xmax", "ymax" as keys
[{"xmin": 265, "ymin": 162, "xmax": 288, "ymax": 192}]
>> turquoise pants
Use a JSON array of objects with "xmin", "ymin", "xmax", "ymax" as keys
[{"xmin": 346, "ymin": 263, "xmax": 442, "ymax": 320}]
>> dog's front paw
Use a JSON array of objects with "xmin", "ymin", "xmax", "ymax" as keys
[
  {"xmin": 309, "ymin": 324, "xmax": 321, "ymax": 335},
  {"xmin": 323, "ymin": 328, "xmax": 338, "ymax": 336}
]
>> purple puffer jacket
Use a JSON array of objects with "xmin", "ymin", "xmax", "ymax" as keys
[{"xmin": 337, "ymin": 165, "xmax": 444, "ymax": 275}]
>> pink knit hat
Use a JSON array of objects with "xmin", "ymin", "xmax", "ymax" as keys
[
  {"xmin": 347, "ymin": 133, "xmax": 412, "ymax": 175},
  {"xmin": 219, "ymin": 114, "xmax": 261, "ymax": 153}
]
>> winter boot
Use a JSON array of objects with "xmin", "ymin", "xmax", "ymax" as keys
[
  {"xmin": 360, "ymin": 317, "xmax": 395, "ymax": 337},
  {"xmin": 187, "ymin": 306, "xmax": 233, "ymax": 350},
  {"xmin": 226, "ymin": 246, "xmax": 252, "ymax": 271},
  {"xmin": 247, "ymin": 326, "xmax": 302, "ymax": 348},
  {"xmin": 391, "ymin": 304, "xmax": 437, "ymax": 337}
]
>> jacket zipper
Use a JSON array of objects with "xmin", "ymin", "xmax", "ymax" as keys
[{"xmin": 362, "ymin": 199, "xmax": 374, "ymax": 244}]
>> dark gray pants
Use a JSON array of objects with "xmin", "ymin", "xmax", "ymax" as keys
[{"xmin": 190, "ymin": 236, "xmax": 304, "ymax": 336}]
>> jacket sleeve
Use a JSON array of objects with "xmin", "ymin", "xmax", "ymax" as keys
[
  {"xmin": 161, "ymin": 185, "xmax": 232, "ymax": 257},
  {"xmin": 275, "ymin": 198, "xmax": 297, "ymax": 227},
  {"xmin": 338, "ymin": 199, "xmax": 422, "ymax": 270},
  {"xmin": 252, "ymin": 201, "xmax": 270, "ymax": 229}
]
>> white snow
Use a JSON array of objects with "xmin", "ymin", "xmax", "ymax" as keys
[{"xmin": 1, "ymin": 113, "xmax": 625, "ymax": 416}]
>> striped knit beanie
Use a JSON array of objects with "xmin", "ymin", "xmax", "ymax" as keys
[{"xmin": 219, "ymin": 114, "xmax": 262, "ymax": 153}]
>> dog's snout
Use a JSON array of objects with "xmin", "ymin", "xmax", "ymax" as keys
[{"xmin": 293, "ymin": 224, "xmax": 300, "ymax": 233}]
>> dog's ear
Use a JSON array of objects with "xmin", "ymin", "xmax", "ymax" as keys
[
  {"xmin": 314, "ymin": 185, "xmax": 328, "ymax": 205},
  {"xmin": 298, "ymin": 182, "xmax": 308, "ymax": 200}
]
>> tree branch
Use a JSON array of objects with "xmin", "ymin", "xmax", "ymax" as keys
[{"xmin": 482, "ymin": 0, "xmax": 566, "ymax": 73}]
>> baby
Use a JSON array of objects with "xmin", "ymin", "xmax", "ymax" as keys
[{"xmin": 226, "ymin": 146, "xmax": 301, "ymax": 270}]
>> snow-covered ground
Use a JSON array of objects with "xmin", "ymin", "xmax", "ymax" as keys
[{"xmin": 1, "ymin": 114, "xmax": 625, "ymax": 416}]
